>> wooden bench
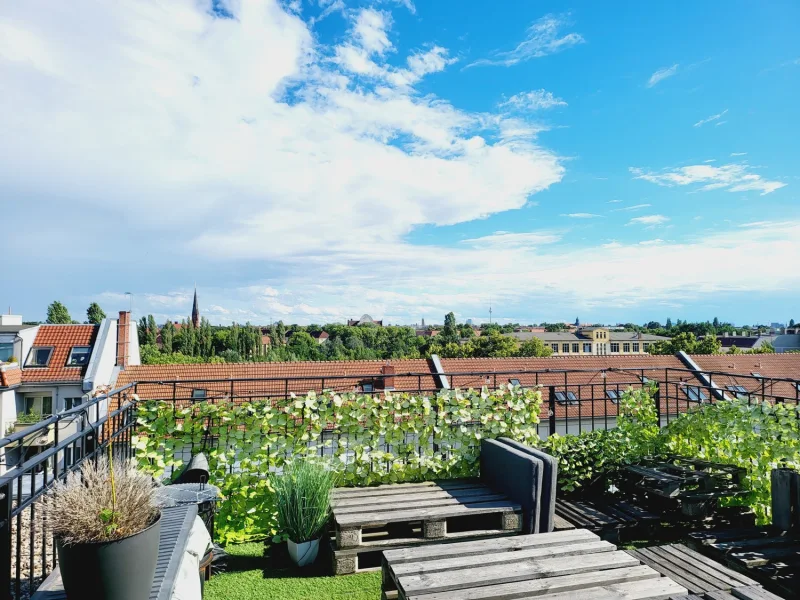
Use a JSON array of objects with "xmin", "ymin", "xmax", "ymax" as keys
[
  {"xmin": 689, "ymin": 528, "xmax": 800, "ymax": 598},
  {"xmin": 626, "ymin": 544, "xmax": 763, "ymax": 596},
  {"xmin": 381, "ymin": 528, "xmax": 688, "ymax": 600},
  {"xmin": 331, "ymin": 480, "xmax": 523, "ymax": 574},
  {"xmin": 555, "ymin": 498, "xmax": 660, "ymax": 540},
  {"xmin": 32, "ymin": 505, "xmax": 198, "ymax": 600}
]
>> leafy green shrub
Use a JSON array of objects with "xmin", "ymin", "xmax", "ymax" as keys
[
  {"xmin": 16, "ymin": 410, "xmax": 43, "ymax": 424},
  {"xmin": 540, "ymin": 386, "xmax": 659, "ymax": 494},
  {"xmin": 660, "ymin": 397, "xmax": 800, "ymax": 523},
  {"xmin": 134, "ymin": 384, "xmax": 542, "ymax": 543},
  {"xmin": 272, "ymin": 461, "xmax": 336, "ymax": 543}
]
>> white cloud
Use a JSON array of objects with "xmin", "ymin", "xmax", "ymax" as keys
[
  {"xmin": 607, "ymin": 199, "xmax": 623, "ymax": 204},
  {"xmin": 703, "ymin": 159, "xmax": 716, "ymax": 163},
  {"xmin": 715, "ymin": 120, "xmax": 727, "ymax": 127},
  {"xmin": 730, "ymin": 152, "xmax": 747, "ymax": 156},
  {"xmin": 638, "ymin": 239, "xmax": 664, "ymax": 246},
  {"xmin": 462, "ymin": 231, "xmax": 562, "ymax": 249},
  {"xmin": 631, "ymin": 164, "xmax": 787, "ymax": 195},
  {"xmin": 627, "ymin": 215, "xmax": 669, "ymax": 226},
  {"xmin": 560, "ymin": 213, "xmax": 601, "ymax": 218},
  {"xmin": 611, "ymin": 203, "xmax": 651, "ymax": 212},
  {"xmin": 499, "ymin": 89, "xmax": 567, "ymax": 111},
  {"xmin": 694, "ymin": 109, "xmax": 728, "ymax": 127},
  {"xmin": 467, "ymin": 14, "xmax": 584, "ymax": 68},
  {"xmin": 386, "ymin": 46, "xmax": 457, "ymax": 86},
  {"xmin": 646, "ymin": 64, "xmax": 678, "ymax": 87}
]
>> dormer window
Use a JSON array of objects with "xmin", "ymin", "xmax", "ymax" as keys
[
  {"xmin": 67, "ymin": 346, "xmax": 91, "ymax": 366},
  {"xmin": 25, "ymin": 347, "xmax": 53, "ymax": 367}
]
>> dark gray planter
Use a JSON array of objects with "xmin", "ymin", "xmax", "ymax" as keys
[{"xmin": 56, "ymin": 512, "xmax": 161, "ymax": 600}]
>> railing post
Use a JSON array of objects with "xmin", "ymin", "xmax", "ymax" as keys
[
  {"xmin": 548, "ymin": 386, "xmax": 556, "ymax": 437},
  {"xmin": 654, "ymin": 382, "xmax": 662, "ymax": 426},
  {"xmin": 0, "ymin": 481, "xmax": 11, "ymax": 600}
]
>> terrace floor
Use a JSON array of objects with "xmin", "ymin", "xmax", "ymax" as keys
[{"xmin": 206, "ymin": 542, "xmax": 380, "ymax": 600}]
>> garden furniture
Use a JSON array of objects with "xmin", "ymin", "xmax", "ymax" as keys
[
  {"xmin": 330, "ymin": 438, "xmax": 557, "ymax": 574},
  {"xmin": 380, "ymin": 528, "xmax": 688, "ymax": 600}
]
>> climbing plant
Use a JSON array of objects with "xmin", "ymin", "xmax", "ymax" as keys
[{"xmin": 133, "ymin": 385, "xmax": 542, "ymax": 543}]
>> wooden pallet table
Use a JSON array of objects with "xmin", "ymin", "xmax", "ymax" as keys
[
  {"xmin": 381, "ymin": 528, "xmax": 688, "ymax": 600},
  {"xmin": 670, "ymin": 585, "xmax": 785, "ymax": 599},
  {"xmin": 555, "ymin": 498, "xmax": 660, "ymax": 540},
  {"xmin": 626, "ymin": 544, "xmax": 764, "ymax": 596},
  {"xmin": 689, "ymin": 528, "xmax": 800, "ymax": 598},
  {"xmin": 331, "ymin": 480, "xmax": 523, "ymax": 574}
]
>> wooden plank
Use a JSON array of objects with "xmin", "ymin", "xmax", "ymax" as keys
[
  {"xmin": 689, "ymin": 529, "xmax": 771, "ymax": 546},
  {"xmin": 711, "ymin": 537, "xmax": 796, "ymax": 553},
  {"xmin": 336, "ymin": 500, "xmax": 520, "ymax": 527},
  {"xmin": 703, "ymin": 591, "xmax": 736, "ymax": 600},
  {"xmin": 730, "ymin": 586, "xmax": 786, "ymax": 600},
  {"xmin": 391, "ymin": 540, "xmax": 616, "ymax": 577},
  {"xmin": 571, "ymin": 501, "xmax": 624, "ymax": 527},
  {"xmin": 397, "ymin": 550, "xmax": 640, "ymax": 597},
  {"xmin": 334, "ymin": 486, "xmax": 501, "ymax": 508},
  {"xmin": 611, "ymin": 500, "xmax": 661, "ymax": 522},
  {"xmin": 407, "ymin": 565, "xmax": 660, "ymax": 600},
  {"xmin": 728, "ymin": 544, "xmax": 800, "ymax": 568},
  {"xmin": 335, "ymin": 527, "xmax": 517, "ymax": 555},
  {"xmin": 628, "ymin": 548, "xmax": 715, "ymax": 594},
  {"xmin": 332, "ymin": 481, "xmax": 483, "ymax": 499},
  {"xmin": 334, "ymin": 493, "xmax": 508, "ymax": 515},
  {"xmin": 555, "ymin": 502, "xmax": 597, "ymax": 528},
  {"xmin": 663, "ymin": 545, "xmax": 759, "ymax": 588},
  {"xmin": 653, "ymin": 545, "xmax": 751, "ymax": 590},
  {"xmin": 523, "ymin": 577, "xmax": 687, "ymax": 600},
  {"xmin": 668, "ymin": 596, "xmax": 704, "ymax": 600},
  {"xmin": 553, "ymin": 514, "xmax": 576, "ymax": 531},
  {"xmin": 383, "ymin": 529, "xmax": 598, "ymax": 564}
]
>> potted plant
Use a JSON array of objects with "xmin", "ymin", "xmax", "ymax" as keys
[
  {"xmin": 272, "ymin": 460, "xmax": 336, "ymax": 566},
  {"xmin": 44, "ymin": 453, "xmax": 161, "ymax": 600}
]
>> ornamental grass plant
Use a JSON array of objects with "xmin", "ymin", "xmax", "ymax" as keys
[
  {"xmin": 272, "ymin": 461, "xmax": 336, "ymax": 543},
  {"xmin": 44, "ymin": 456, "xmax": 160, "ymax": 545}
]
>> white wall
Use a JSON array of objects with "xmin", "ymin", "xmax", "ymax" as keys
[
  {"xmin": 84, "ymin": 318, "xmax": 117, "ymax": 393},
  {"xmin": 17, "ymin": 325, "xmax": 40, "ymax": 364},
  {"xmin": 127, "ymin": 320, "xmax": 140, "ymax": 366}
]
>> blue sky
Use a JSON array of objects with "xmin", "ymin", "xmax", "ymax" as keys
[{"xmin": 1, "ymin": 0, "xmax": 798, "ymax": 326}]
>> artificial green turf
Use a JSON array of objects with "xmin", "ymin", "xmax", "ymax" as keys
[{"xmin": 205, "ymin": 541, "xmax": 381, "ymax": 600}]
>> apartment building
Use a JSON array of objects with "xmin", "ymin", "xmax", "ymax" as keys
[{"xmin": 510, "ymin": 326, "xmax": 668, "ymax": 355}]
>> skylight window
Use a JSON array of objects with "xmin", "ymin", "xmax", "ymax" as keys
[
  {"xmin": 726, "ymin": 385, "xmax": 747, "ymax": 394},
  {"xmin": 66, "ymin": 346, "xmax": 91, "ymax": 366},
  {"xmin": 25, "ymin": 347, "xmax": 53, "ymax": 367},
  {"xmin": 509, "ymin": 379, "xmax": 521, "ymax": 387},
  {"xmin": 555, "ymin": 391, "xmax": 579, "ymax": 405},
  {"xmin": 751, "ymin": 372, "xmax": 763, "ymax": 379},
  {"xmin": 191, "ymin": 389, "xmax": 207, "ymax": 400},
  {"xmin": 685, "ymin": 386, "xmax": 708, "ymax": 402},
  {"xmin": 606, "ymin": 390, "xmax": 620, "ymax": 403},
  {"xmin": 362, "ymin": 383, "xmax": 374, "ymax": 393}
]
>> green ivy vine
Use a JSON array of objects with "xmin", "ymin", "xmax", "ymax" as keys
[{"xmin": 133, "ymin": 385, "xmax": 542, "ymax": 543}]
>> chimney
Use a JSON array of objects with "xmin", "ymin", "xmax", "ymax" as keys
[
  {"xmin": 723, "ymin": 332, "xmax": 729, "ymax": 338},
  {"xmin": 381, "ymin": 364, "xmax": 395, "ymax": 390},
  {"xmin": 117, "ymin": 311, "xmax": 130, "ymax": 368}
]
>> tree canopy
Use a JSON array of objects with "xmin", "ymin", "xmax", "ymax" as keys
[
  {"xmin": 86, "ymin": 302, "xmax": 106, "ymax": 325},
  {"xmin": 46, "ymin": 301, "xmax": 72, "ymax": 324}
]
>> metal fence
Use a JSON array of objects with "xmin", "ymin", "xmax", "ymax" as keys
[{"xmin": 1, "ymin": 366, "xmax": 798, "ymax": 598}]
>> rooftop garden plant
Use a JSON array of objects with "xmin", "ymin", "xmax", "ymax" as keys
[{"xmin": 16, "ymin": 410, "xmax": 43, "ymax": 425}]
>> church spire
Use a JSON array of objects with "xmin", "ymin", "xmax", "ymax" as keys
[{"xmin": 191, "ymin": 285, "xmax": 200, "ymax": 328}]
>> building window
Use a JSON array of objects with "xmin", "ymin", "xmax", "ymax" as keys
[
  {"xmin": 606, "ymin": 390, "xmax": 620, "ymax": 404},
  {"xmin": 66, "ymin": 346, "xmax": 91, "ymax": 366},
  {"xmin": 727, "ymin": 385, "xmax": 747, "ymax": 394},
  {"xmin": 751, "ymin": 372, "xmax": 763, "ymax": 379},
  {"xmin": 551, "ymin": 343, "xmax": 559, "ymax": 352},
  {"xmin": 509, "ymin": 378, "xmax": 521, "ymax": 387},
  {"xmin": 562, "ymin": 343, "xmax": 570, "ymax": 353},
  {"xmin": 25, "ymin": 347, "xmax": 53, "ymax": 367},
  {"xmin": 362, "ymin": 383, "xmax": 374, "ymax": 393},
  {"xmin": 685, "ymin": 386, "xmax": 708, "ymax": 403},
  {"xmin": 554, "ymin": 391, "xmax": 579, "ymax": 405},
  {"xmin": 610, "ymin": 343, "xmax": 620, "ymax": 353},
  {"xmin": 643, "ymin": 343, "xmax": 650, "ymax": 352},
  {"xmin": 64, "ymin": 397, "xmax": 83, "ymax": 411},
  {"xmin": 0, "ymin": 342, "xmax": 13, "ymax": 362},
  {"xmin": 583, "ymin": 343, "xmax": 592, "ymax": 353},
  {"xmin": 623, "ymin": 343, "xmax": 631, "ymax": 353},
  {"xmin": 632, "ymin": 343, "xmax": 640, "ymax": 352},
  {"xmin": 24, "ymin": 395, "xmax": 53, "ymax": 417},
  {"xmin": 572, "ymin": 343, "xmax": 579, "ymax": 353},
  {"xmin": 191, "ymin": 389, "xmax": 207, "ymax": 400}
]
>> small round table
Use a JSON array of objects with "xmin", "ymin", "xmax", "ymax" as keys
[{"xmin": 156, "ymin": 483, "xmax": 221, "ymax": 538}]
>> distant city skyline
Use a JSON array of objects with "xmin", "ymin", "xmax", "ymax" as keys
[{"xmin": 2, "ymin": 1, "xmax": 798, "ymax": 324}]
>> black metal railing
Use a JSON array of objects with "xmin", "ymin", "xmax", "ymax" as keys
[{"xmin": 1, "ymin": 366, "xmax": 798, "ymax": 598}]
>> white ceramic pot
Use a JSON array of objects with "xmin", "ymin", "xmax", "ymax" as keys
[{"xmin": 287, "ymin": 538, "xmax": 320, "ymax": 567}]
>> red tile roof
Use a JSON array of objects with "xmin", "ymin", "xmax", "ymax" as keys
[
  {"xmin": 1, "ymin": 364, "xmax": 22, "ymax": 388},
  {"xmin": 117, "ymin": 359, "xmax": 436, "ymax": 401},
  {"xmin": 21, "ymin": 325, "xmax": 98, "ymax": 383},
  {"xmin": 690, "ymin": 354, "xmax": 800, "ymax": 401}
]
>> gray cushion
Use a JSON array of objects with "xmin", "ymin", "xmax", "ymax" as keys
[
  {"xmin": 480, "ymin": 438, "xmax": 543, "ymax": 534},
  {"xmin": 498, "ymin": 438, "xmax": 558, "ymax": 533}
]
